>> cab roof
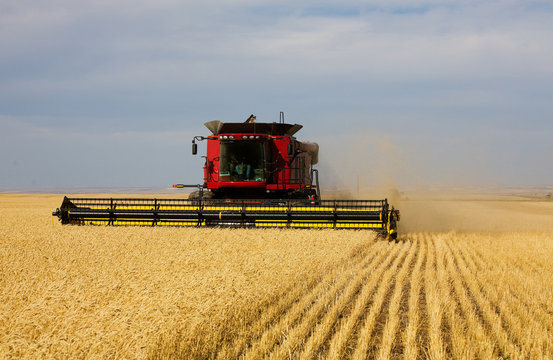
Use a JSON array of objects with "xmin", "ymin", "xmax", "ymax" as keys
[{"xmin": 204, "ymin": 120, "xmax": 303, "ymax": 136}]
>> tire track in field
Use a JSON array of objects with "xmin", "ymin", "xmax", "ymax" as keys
[
  {"xmin": 350, "ymin": 241, "xmax": 414, "ymax": 359},
  {"xmin": 297, "ymin": 241, "xmax": 412, "ymax": 360},
  {"xmin": 476, "ymin": 235, "xmax": 548, "ymax": 280},
  {"xmin": 403, "ymin": 234, "xmax": 427, "ymax": 360},
  {"xmin": 306, "ymin": 239, "xmax": 410, "ymax": 359},
  {"xmin": 374, "ymin": 238, "xmax": 420, "ymax": 360},
  {"xmin": 215, "ymin": 233, "xmax": 551, "ymax": 360},
  {"xmin": 322, "ymin": 241, "xmax": 413, "ymax": 360},
  {"xmin": 442, "ymin": 234, "xmax": 496, "ymax": 359},
  {"xmin": 476, "ymin": 235, "xmax": 553, "ymax": 318},
  {"xmin": 215, "ymin": 242, "xmax": 378, "ymax": 359},
  {"xmin": 242, "ymin": 241, "xmax": 392, "ymax": 359},
  {"xmin": 467, "ymin": 238, "xmax": 553, "ymax": 336},
  {"xmin": 422, "ymin": 233, "xmax": 446, "ymax": 360},
  {"xmin": 268, "ymin": 242, "xmax": 406, "ymax": 360},
  {"xmin": 454, "ymin": 237, "xmax": 553, "ymax": 358},
  {"xmin": 453, "ymin": 238, "xmax": 532, "ymax": 355},
  {"xmin": 391, "ymin": 236, "xmax": 418, "ymax": 359},
  {"xmin": 452, "ymin": 240, "xmax": 527, "ymax": 359},
  {"xmin": 415, "ymin": 234, "xmax": 431, "ymax": 360},
  {"xmin": 447, "ymin": 238, "xmax": 523, "ymax": 359},
  {"xmin": 439, "ymin": 234, "xmax": 480, "ymax": 360},
  {"xmin": 432, "ymin": 235, "xmax": 458, "ymax": 359}
]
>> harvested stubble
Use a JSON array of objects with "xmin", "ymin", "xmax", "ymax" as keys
[{"xmin": 1, "ymin": 194, "xmax": 553, "ymax": 359}]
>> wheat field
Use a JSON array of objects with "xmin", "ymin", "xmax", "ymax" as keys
[{"xmin": 1, "ymin": 193, "xmax": 553, "ymax": 359}]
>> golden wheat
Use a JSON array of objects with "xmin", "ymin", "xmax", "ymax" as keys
[
  {"xmin": 402, "ymin": 233, "xmax": 426, "ymax": 360},
  {"xmin": 1, "ymin": 193, "xmax": 553, "ymax": 359}
]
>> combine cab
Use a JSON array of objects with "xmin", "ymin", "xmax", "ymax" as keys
[{"xmin": 53, "ymin": 114, "xmax": 400, "ymax": 238}]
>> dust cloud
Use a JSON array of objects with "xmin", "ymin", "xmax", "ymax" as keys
[
  {"xmin": 398, "ymin": 196, "xmax": 553, "ymax": 233},
  {"xmin": 316, "ymin": 128, "xmax": 553, "ymax": 233},
  {"xmin": 318, "ymin": 133, "xmax": 405, "ymax": 200}
]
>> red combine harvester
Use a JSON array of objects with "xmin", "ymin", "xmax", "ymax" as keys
[
  {"xmin": 53, "ymin": 114, "xmax": 400, "ymax": 238},
  {"xmin": 178, "ymin": 114, "xmax": 320, "ymax": 201}
]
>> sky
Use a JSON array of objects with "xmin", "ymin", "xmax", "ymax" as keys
[{"xmin": 1, "ymin": 0, "xmax": 552, "ymax": 191}]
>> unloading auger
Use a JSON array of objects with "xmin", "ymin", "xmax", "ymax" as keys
[{"xmin": 52, "ymin": 113, "xmax": 400, "ymax": 238}]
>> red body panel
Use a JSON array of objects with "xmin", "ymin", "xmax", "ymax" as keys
[
  {"xmin": 204, "ymin": 137, "xmax": 220, "ymax": 185},
  {"xmin": 202, "ymin": 132, "xmax": 313, "ymax": 196}
]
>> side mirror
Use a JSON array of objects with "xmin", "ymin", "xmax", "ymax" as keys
[
  {"xmin": 192, "ymin": 143, "xmax": 197, "ymax": 155},
  {"xmin": 287, "ymin": 142, "xmax": 294, "ymax": 156}
]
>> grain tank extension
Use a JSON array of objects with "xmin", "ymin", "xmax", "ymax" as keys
[{"xmin": 52, "ymin": 114, "xmax": 400, "ymax": 238}]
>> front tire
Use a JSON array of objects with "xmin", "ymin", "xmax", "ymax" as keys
[{"xmin": 188, "ymin": 190, "xmax": 215, "ymax": 200}]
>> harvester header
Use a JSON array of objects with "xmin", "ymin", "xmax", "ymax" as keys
[{"xmin": 52, "ymin": 113, "xmax": 400, "ymax": 238}]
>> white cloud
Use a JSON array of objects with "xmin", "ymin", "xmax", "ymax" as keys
[
  {"xmin": 1, "ymin": 0, "xmax": 552, "ymax": 187},
  {"xmin": 3, "ymin": 0, "xmax": 552, "ymax": 92}
]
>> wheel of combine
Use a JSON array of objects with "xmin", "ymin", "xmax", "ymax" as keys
[
  {"xmin": 290, "ymin": 189, "xmax": 318, "ymax": 200},
  {"xmin": 188, "ymin": 190, "xmax": 215, "ymax": 200},
  {"xmin": 290, "ymin": 191, "xmax": 308, "ymax": 200}
]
